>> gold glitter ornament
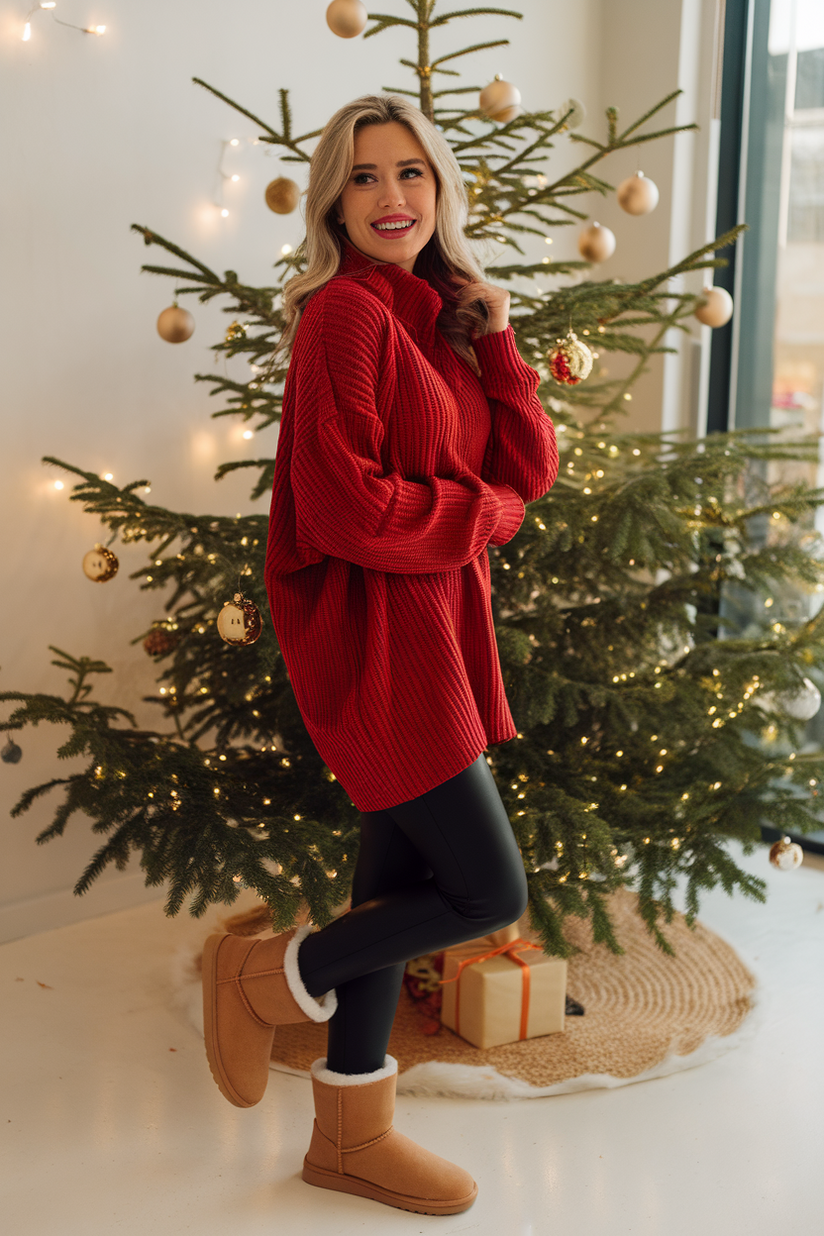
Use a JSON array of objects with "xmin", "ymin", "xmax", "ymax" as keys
[
  {"xmin": 548, "ymin": 330, "xmax": 593, "ymax": 386},
  {"xmin": 264, "ymin": 177, "xmax": 300, "ymax": 214},
  {"xmin": 768, "ymin": 836, "xmax": 804, "ymax": 870},
  {"xmin": 225, "ymin": 320, "xmax": 247, "ymax": 344},
  {"xmin": 216, "ymin": 593, "xmax": 262, "ymax": 646},
  {"xmin": 82, "ymin": 544, "xmax": 119, "ymax": 582}
]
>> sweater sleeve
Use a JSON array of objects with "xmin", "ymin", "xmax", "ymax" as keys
[
  {"xmin": 288, "ymin": 286, "xmax": 518, "ymax": 574},
  {"xmin": 474, "ymin": 324, "xmax": 560, "ymax": 506}
]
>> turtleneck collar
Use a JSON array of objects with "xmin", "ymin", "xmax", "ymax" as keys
[{"xmin": 337, "ymin": 238, "xmax": 443, "ymax": 345}]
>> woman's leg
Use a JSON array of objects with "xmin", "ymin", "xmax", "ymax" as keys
[
  {"xmin": 325, "ymin": 812, "xmax": 432, "ymax": 1074},
  {"xmin": 299, "ymin": 752, "xmax": 527, "ymax": 1003}
]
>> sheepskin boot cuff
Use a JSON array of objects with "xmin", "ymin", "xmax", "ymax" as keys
[
  {"xmin": 310, "ymin": 1055, "xmax": 398, "ymax": 1087},
  {"xmin": 284, "ymin": 925, "xmax": 338, "ymax": 1022},
  {"xmin": 302, "ymin": 1054, "xmax": 478, "ymax": 1215}
]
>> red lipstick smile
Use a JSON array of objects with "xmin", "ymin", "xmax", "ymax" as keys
[{"xmin": 370, "ymin": 216, "xmax": 417, "ymax": 238}]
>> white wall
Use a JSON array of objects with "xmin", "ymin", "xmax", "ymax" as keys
[
  {"xmin": 595, "ymin": 0, "xmax": 724, "ymax": 437},
  {"xmin": 0, "ymin": 0, "xmax": 605, "ymax": 941}
]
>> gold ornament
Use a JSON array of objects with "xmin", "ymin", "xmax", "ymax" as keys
[
  {"xmin": 157, "ymin": 304, "xmax": 195, "ymax": 343},
  {"xmin": 216, "ymin": 593, "xmax": 262, "ymax": 647},
  {"xmin": 617, "ymin": 171, "xmax": 660, "ymax": 215},
  {"xmin": 325, "ymin": 0, "xmax": 367, "ymax": 38},
  {"xmin": 768, "ymin": 836, "xmax": 804, "ymax": 871},
  {"xmin": 264, "ymin": 177, "xmax": 300, "ymax": 214},
  {"xmin": 578, "ymin": 222, "xmax": 616, "ymax": 263},
  {"xmin": 83, "ymin": 544, "xmax": 119, "ymax": 583},
  {"xmin": 694, "ymin": 286, "xmax": 734, "ymax": 328},
  {"xmin": 548, "ymin": 331, "xmax": 593, "ymax": 386},
  {"xmin": 225, "ymin": 320, "xmax": 247, "ymax": 344},
  {"xmin": 479, "ymin": 76, "xmax": 523, "ymax": 123}
]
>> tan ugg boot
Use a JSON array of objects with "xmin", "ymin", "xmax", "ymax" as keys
[
  {"xmin": 202, "ymin": 925, "xmax": 336, "ymax": 1108},
  {"xmin": 302, "ymin": 1055, "xmax": 478, "ymax": 1215}
]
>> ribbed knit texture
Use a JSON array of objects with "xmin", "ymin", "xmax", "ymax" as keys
[{"xmin": 265, "ymin": 240, "xmax": 559, "ymax": 811}]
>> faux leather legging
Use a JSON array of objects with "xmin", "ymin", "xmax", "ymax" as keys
[{"xmin": 297, "ymin": 752, "xmax": 528, "ymax": 1074}]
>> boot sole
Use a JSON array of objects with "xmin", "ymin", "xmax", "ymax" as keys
[
  {"xmin": 202, "ymin": 934, "xmax": 256, "ymax": 1109},
  {"xmin": 301, "ymin": 1159, "xmax": 478, "ymax": 1215}
]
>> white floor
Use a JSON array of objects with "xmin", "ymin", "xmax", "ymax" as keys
[{"xmin": 2, "ymin": 839, "xmax": 823, "ymax": 1236}]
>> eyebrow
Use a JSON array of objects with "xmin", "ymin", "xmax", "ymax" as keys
[{"xmin": 350, "ymin": 159, "xmax": 427, "ymax": 171}]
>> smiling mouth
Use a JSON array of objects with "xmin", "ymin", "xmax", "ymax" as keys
[{"xmin": 371, "ymin": 219, "xmax": 417, "ymax": 235}]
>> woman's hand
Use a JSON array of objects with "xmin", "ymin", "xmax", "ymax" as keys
[
  {"xmin": 463, "ymin": 281, "xmax": 511, "ymax": 337},
  {"xmin": 474, "ymin": 282, "xmax": 510, "ymax": 335}
]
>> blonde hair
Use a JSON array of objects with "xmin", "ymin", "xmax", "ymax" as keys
[{"xmin": 275, "ymin": 94, "xmax": 492, "ymax": 375}]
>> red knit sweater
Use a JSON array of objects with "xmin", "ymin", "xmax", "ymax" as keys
[{"xmin": 265, "ymin": 241, "xmax": 558, "ymax": 811}]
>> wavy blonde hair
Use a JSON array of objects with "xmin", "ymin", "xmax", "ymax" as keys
[{"xmin": 275, "ymin": 94, "xmax": 491, "ymax": 376}]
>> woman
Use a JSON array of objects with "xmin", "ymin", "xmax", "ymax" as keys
[{"xmin": 202, "ymin": 94, "xmax": 558, "ymax": 1217}]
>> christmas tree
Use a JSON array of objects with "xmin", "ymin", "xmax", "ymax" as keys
[{"xmin": 4, "ymin": 0, "xmax": 824, "ymax": 960}]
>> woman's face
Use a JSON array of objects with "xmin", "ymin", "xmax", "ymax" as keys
[{"xmin": 336, "ymin": 121, "xmax": 437, "ymax": 273}]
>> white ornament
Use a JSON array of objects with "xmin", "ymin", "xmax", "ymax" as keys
[
  {"xmin": 755, "ymin": 677, "xmax": 822, "ymax": 722},
  {"xmin": 617, "ymin": 171, "xmax": 659, "ymax": 215},
  {"xmin": 769, "ymin": 837, "xmax": 804, "ymax": 870},
  {"xmin": 559, "ymin": 98, "xmax": 586, "ymax": 129},
  {"xmin": 694, "ymin": 286, "xmax": 734, "ymax": 328}
]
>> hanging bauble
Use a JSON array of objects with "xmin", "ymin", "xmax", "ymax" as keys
[
  {"xmin": 694, "ymin": 286, "xmax": 734, "ymax": 328},
  {"xmin": 157, "ymin": 304, "xmax": 195, "ymax": 343},
  {"xmin": 755, "ymin": 676, "xmax": 822, "ymax": 722},
  {"xmin": 769, "ymin": 836, "xmax": 804, "ymax": 871},
  {"xmin": 479, "ymin": 76, "xmax": 523, "ymax": 123},
  {"xmin": 264, "ymin": 177, "xmax": 300, "ymax": 215},
  {"xmin": 82, "ymin": 544, "xmax": 119, "ymax": 583},
  {"xmin": 325, "ymin": 0, "xmax": 367, "ymax": 39},
  {"xmin": 548, "ymin": 331, "xmax": 594, "ymax": 386},
  {"xmin": 225, "ymin": 320, "xmax": 247, "ymax": 344},
  {"xmin": 143, "ymin": 627, "xmax": 179, "ymax": 657},
  {"xmin": 216, "ymin": 593, "xmax": 262, "ymax": 647},
  {"xmin": 559, "ymin": 97, "xmax": 586, "ymax": 129},
  {"xmin": 617, "ymin": 171, "xmax": 660, "ymax": 215},
  {"xmin": 1, "ymin": 737, "xmax": 23, "ymax": 765},
  {"xmin": 577, "ymin": 222, "xmax": 616, "ymax": 263}
]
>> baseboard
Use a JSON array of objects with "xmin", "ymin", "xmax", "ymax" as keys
[{"xmin": 0, "ymin": 872, "xmax": 166, "ymax": 944}]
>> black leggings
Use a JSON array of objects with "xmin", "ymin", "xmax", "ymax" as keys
[{"xmin": 297, "ymin": 752, "xmax": 528, "ymax": 1074}]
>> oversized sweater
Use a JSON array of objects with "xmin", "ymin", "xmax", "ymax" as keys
[{"xmin": 264, "ymin": 240, "xmax": 558, "ymax": 812}]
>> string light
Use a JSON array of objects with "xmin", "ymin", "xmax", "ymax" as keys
[{"xmin": 23, "ymin": 3, "xmax": 107, "ymax": 40}]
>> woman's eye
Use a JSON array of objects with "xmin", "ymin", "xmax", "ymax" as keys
[{"xmin": 352, "ymin": 168, "xmax": 424, "ymax": 185}]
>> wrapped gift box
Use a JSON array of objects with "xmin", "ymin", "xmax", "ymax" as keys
[{"xmin": 440, "ymin": 931, "xmax": 567, "ymax": 1050}]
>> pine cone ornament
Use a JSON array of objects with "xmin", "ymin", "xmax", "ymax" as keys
[
  {"xmin": 548, "ymin": 331, "xmax": 593, "ymax": 386},
  {"xmin": 143, "ymin": 627, "xmax": 179, "ymax": 657}
]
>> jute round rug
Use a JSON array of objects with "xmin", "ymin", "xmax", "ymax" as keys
[{"xmin": 175, "ymin": 887, "xmax": 759, "ymax": 1100}]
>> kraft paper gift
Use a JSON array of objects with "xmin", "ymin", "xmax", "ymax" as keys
[{"xmin": 440, "ymin": 934, "xmax": 567, "ymax": 1050}]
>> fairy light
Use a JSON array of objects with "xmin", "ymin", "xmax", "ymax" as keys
[
  {"xmin": 24, "ymin": 4, "xmax": 107, "ymax": 39},
  {"xmin": 53, "ymin": 480, "xmax": 63, "ymax": 490},
  {"xmin": 281, "ymin": 244, "xmax": 293, "ymax": 255},
  {"xmin": 243, "ymin": 430, "xmax": 253, "ymax": 439}
]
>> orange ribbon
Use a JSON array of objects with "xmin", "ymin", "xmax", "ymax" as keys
[{"xmin": 440, "ymin": 936, "xmax": 543, "ymax": 1041}]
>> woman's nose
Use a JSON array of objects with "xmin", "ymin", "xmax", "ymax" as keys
[{"xmin": 378, "ymin": 184, "xmax": 406, "ymax": 208}]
